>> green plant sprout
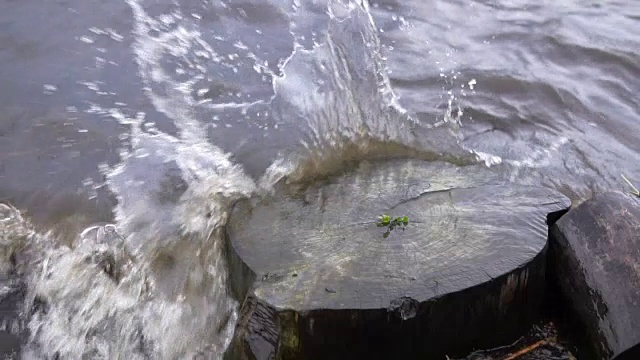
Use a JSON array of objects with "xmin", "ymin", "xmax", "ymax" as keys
[
  {"xmin": 376, "ymin": 215, "xmax": 409, "ymax": 238},
  {"xmin": 621, "ymin": 174, "xmax": 640, "ymax": 197}
]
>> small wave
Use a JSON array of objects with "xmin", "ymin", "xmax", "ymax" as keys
[{"xmin": 273, "ymin": 137, "xmax": 476, "ymax": 185}]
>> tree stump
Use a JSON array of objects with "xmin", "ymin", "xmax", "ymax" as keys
[
  {"xmin": 550, "ymin": 192, "xmax": 640, "ymax": 360},
  {"xmin": 225, "ymin": 161, "xmax": 570, "ymax": 359}
]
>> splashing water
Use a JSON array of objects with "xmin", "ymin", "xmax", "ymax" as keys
[
  {"xmin": 1, "ymin": 1, "xmax": 471, "ymax": 359},
  {"xmin": 15, "ymin": 0, "xmax": 261, "ymax": 356},
  {"xmin": 20, "ymin": 126, "xmax": 256, "ymax": 358},
  {"xmin": 15, "ymin": 0, "xmax": 263, "ymax": 354},
  {"xmin": 17, "ymin": 103, "xmax": 257, "ymax": 360}
]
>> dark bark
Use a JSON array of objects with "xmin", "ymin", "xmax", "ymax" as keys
[{"xmin": 550, "ymin": 192, "xmax": 640, "ymax": 359}]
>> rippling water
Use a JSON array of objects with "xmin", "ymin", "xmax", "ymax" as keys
[{"xmin": 0, "ymin": 0, "xmax": 639, "ymax": 358}]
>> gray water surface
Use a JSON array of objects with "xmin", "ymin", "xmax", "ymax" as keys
[{"xmin": 1, "ymin": 0, "xmax": 639, "ymax": 358}]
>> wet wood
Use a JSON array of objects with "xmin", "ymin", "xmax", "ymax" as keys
[
  {"xmin": 550, "ymin": 192, "xmax": 640, "ymax": 360},
  {"xmin": 226, "ymin": 160, "xmax": 571, "ymax": 359}
]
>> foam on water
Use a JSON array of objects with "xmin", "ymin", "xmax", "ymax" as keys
[
  {"xmin": 17, "ymin": 0, "xmax": 262, "ymax": 356},
  {"xmin": 21, "ymin": 92, "xmax": 256, "ymax": 359}
]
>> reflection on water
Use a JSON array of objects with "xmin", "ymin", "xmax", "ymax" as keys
[{"xmin": 0, "ymin": 0, "xmax": 639, "ymax": 358}]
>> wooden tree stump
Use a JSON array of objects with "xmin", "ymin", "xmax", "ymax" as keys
[
  {"xmin": 225, "ymin": 161, "xmax": 570, "ymax": 359},
  {"xmin": 550, "ymin": 192, "xmax": 640, "ymax": 360}
]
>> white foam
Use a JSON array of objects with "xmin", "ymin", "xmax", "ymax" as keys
[{"xmin": 21, "ymin": 0, "xmax": 261, "ymax": 357}]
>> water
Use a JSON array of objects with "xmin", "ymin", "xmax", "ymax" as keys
[{"xmin": 1, "ymin": 0, "xmax": 639, "ymax": 358}]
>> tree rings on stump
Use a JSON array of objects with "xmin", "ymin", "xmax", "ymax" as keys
[{"xmin": 226, "ymin": 160, "xmax": 570, "ymax": 359}]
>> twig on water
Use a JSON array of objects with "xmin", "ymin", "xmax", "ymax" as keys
[
  {"xmin": 621, "ymin": 174, "xmax": 640, "ymax": 197},
  {"xmin": 503, "ymin": 340, "xmax": 546, "ymax": 360}
]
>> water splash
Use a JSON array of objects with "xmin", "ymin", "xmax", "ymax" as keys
[
  {"xmin": 19, "ymin": 0, "xmax": 260, "ymax": 357},
  {"xmin": 3, "ymin": 1, "xmax": 472, "ymax": 359},
  {"xmin": 266, "ymin": 0, "xmax": 474, "ymax": 183},
  {"xmin": 18, "ymin": 106, "xmax": 256, "ymax": 358}
]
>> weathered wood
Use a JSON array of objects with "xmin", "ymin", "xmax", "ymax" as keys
[
  {"xmin": 226, "ymin": 160, "xmax": 570, "ymax": 359},
  {"xmin": 550, "ymin": 192, "xmax": 640, "ymax": 359}
]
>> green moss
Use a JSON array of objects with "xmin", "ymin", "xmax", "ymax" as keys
[{"xmin": 278, "ymin": 311, "xmax": 301, "ymax": 359}]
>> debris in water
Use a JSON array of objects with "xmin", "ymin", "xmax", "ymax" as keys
[
  {"xmin": 621, "ymin": 174, "xmax": 640, "ymax": 197},
  {"xmin": 459, "ymin": 322, "xmax": 577, "ymax": 360}
]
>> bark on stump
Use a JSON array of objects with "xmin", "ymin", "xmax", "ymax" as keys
[{"xmin": 550, "ymin": 192, "xmax": 640, "ymax": 360}]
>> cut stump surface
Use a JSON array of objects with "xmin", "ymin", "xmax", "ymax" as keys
[{"xmin": 226, "ymin": 161, "xmax": 571, "ymax": 359}]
